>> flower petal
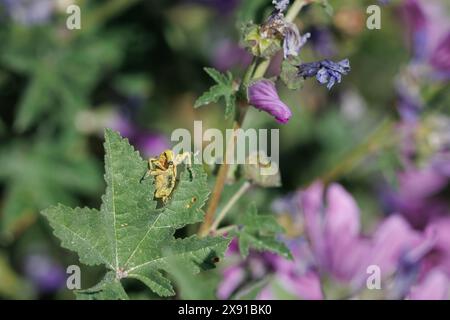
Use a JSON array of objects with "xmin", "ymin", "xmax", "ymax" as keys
[{"xmin": 248, "ymin": 80, "xmax": 293, "ymax": 124}]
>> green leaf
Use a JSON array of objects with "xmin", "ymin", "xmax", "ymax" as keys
[
  {"xmin": 5, "ymin": 30, "xmax": 123, "ymax": 132},
  {"xmin": 233, "ymin": 203, "xmax": 291, "ymax": 259},
  {"xmin": 280, "ymin": 57, "xmax": 304, "ymax": 90},
  {"xmin": 195, "ymin": 67, "xmax": 236, "ymax": 119},
  {"xmin": 75, "ymin": 272, "xmax": 128, "ymax": 300},
  {"xmin": 164, "ymin": 253, "xmax": 220, "ymax": 300},
  {"xmin": 42, "ymin": 129, "xmax": 231, "ymax": 299}
]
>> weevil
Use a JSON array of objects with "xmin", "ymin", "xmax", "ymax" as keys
[{"xmin": 141, "ymin": 150, "xmax": 193, "ymax": 203}]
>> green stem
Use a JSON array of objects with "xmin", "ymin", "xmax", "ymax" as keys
[
  {"xmin": 285, "ymin": 0, "xmax": 308, "ymax": 23},
  {"xmin": 210, "ymin": 181, "xmax": 252, "ymax": 232},
  {"xmin": 198, "ymin": 0, "xmax": 308, "ymax": 237}
]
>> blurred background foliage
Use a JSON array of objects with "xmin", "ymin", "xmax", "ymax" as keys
[{"xmin": 0, "ymin": 0, "xmax": 448, "ymax": 299}]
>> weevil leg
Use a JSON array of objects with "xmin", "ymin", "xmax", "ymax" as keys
[{"xmin": 141, "ymin": 158, "xmax": 166, "ymax": 182}]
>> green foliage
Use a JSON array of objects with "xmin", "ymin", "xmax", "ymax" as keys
[
  {"xmin": 280, "ymin": 57, "xmax": 304, "ymax": 90},
  {"xmin": 194, "ymin": 67, "xmax": 237, "ymax": 119},
  {"xmin": 166, "ymin": 255, "xmax": 219, "ymax": 300},
  {"xmin": 1, "ymin": 28, "xmax": 123, "ymax": 131},
  {"xmin": 42, "ymin": 130, "xmax": 230, "ymax": 299},
  {"xmin": 75, "ymin": 272, "xmax": 128, "ymax": 300},
  {"xmin": 232, "ymin": 203, "xmax": 291, "ymax": 259},
  {"xmin": 0, "ymin": 134, "xmax": 101, "ymax": 239}
]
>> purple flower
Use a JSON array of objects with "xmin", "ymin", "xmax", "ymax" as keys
[
  {"xmin": 422, "ymin": 217, "xmax": 450, "ymax": 276},
  {"xmin": 297, "ymin": 59, "xmax": 351, "ymax": 90},
  {"xmin": 408, "ymin": 270, "xmax": 449, "ymax": 300},
  {"xmin": 282, "ymin": 23, "xmax": 310, "ymax": 58},
  {"xmin": 217, "ymin": 238, "xmax": 323, "ymax": 300},
  {"xmin": 389, "ymin": 168, "xmax": 449, "ymax": 229},
  {"xmin": 430, "ymin": 32, "xmax": 450, "ymax": 75},
  {"xmin": 300, "ymin": 182, "xmax": 427, "ymax": 288},
  {"xmin": 300, "ymin": 183, "xmax": 369, "ymax": 284},
  {"xmin": 263, "ymin": 241, "xmax": 323, "ymax": 300},
  {"xmin": 383, "ymin": 118, "xmax": 450, "ymax": 229},
  {"xmin": 2, "ymin": 0, "xmax": 54, "ymax": 25},
  {"xmin": 248, "ymin": 79, "xmax": 292, "ymax": 124},
  {"xmin": 217, "ymin": 265, "xmax": 246, "ymax": 299},
  {"xmin": 23, "ymin": 254, "xmax": 66, "ymax": 294},
  {"xmin": 402, "ymin": 0, "xmax": 450, "ymax": 75}
]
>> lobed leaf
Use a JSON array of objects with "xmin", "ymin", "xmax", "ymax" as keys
[{"xmin": 42, "ymin": 129, "xmax": 231, "ymax": 299}]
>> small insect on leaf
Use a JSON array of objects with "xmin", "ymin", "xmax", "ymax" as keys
[{"xmin": 143, "ymin": 150, "xmax": 193, "ymax": 203}]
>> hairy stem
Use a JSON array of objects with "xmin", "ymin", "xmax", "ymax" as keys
[
  {"xmin": 285, "ymin": 0, "xmax": 308, "ymax": 22},
  {"xmin": 198, "ymin": 0, "xmax": 307, "ymax": 237},
  {"xmin": 210, "ymin": 181, "xmax": 252, "ymax": 232}
]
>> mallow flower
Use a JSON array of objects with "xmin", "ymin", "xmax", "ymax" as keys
[
  {"xmin": 297, "ymin": 59, "xmax": 351, "ymax": 90},
  {"xmin": 407, "ymin": 270, "xmax": 449, "ymax": 300},
  {"xmin": 300, "ymin": 182, "xmax": 428, "ymax": 289},
  {"xmin": 218, "ymin": 239, "xmax": 323, "ymax": 300},
  {"xmin": 248, "ymin": 79, "xmax": 292, "ymax": 124},
  {"xmin": 402, "ymin": 0, "xmax": 450, "ymax": 76},
  {"xmin": 300, "ymin": 182, "xmax": 450, "ymax": 299}
]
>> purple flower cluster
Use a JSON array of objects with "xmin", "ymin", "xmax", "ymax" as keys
[
  {"xmin": 283, "ymin": 24, "xmax": 311, "ymax": 59},
  {"xmin": 239, "ymin": 0, "xmax": 351, "ymax": 124},
  {"xmin": 297, "ymin": 59, "xmax": 351, "ymax": 90},
  {"xmin": 219, "ymin": 181, "xmax": 450, "ymax": 300},
  {"xmin": 261, "ymin": 1, "xmax": 310, "ymax": 60},
  {"xmin": 381, "ymin": 115, "xmax": 450, "ymax": 230},
  {"xmin": 402, "ymin": 0, "xmax": 450, "ymax": 77}
]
